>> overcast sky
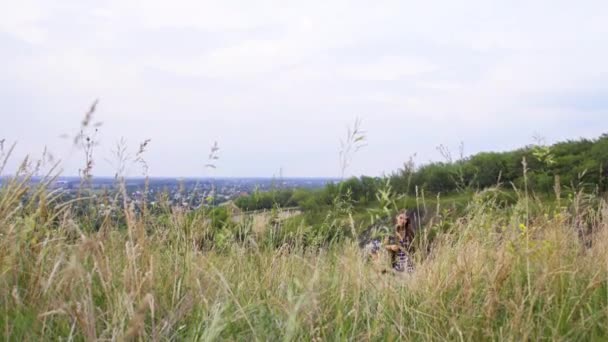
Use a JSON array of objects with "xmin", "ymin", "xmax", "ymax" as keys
[{"xmin": 1, "ymin": 0, "xmax": 607, "ymax": 178}]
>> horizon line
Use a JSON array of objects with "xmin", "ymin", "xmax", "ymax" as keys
[{"xmin": 1, "ymin": 175, "xmax": 347, "ymax": 180}]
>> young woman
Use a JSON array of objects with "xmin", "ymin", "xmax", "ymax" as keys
[{"xmin": 384, "ymin": 211, "xmax": 415, "ymax": 273}]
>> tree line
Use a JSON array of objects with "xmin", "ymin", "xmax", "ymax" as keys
[{"xmin": 235, "ymin": 134, "xmax": 608, "ymax": 211}]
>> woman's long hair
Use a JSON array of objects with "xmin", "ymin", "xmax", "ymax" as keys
[{"xmin": 395, "ymin": 210, "xmax": 415, "ymax": 250}]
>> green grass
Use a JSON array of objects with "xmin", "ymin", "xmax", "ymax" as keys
[{"xmin": 1, "ymin": 171, "xmax": 608, "ymax": 340}]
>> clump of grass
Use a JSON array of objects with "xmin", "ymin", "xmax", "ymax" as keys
[{"xmin": 339, "ymin": 117, "xmax": 367, "ymax": 180}]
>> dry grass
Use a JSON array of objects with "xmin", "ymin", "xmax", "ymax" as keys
[
  {"xmin": 1, "ymin": 166, "xmax": 607, "ymax": 340},
  {"xmin": 1, "ymin": 111, "xmax": 607, "ymax": 339}
]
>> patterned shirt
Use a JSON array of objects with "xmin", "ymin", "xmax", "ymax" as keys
[{"xmin": 387, "ymin": 235, "xmax": 414, "ymax": 273}]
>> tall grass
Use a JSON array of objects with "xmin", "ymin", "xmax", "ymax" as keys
[
  {"xmin": 1, "ymin": 160, "xmax": 607, "ymax": 340},
  {"xmin": 1, "ymin": 111, "xmax": 607, "ymax": 340}
]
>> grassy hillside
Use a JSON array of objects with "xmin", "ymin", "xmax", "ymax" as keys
[
  {"xmin": 232, "ymin": 133, "xmax": 608, "ymax": 220},
  {"xmin": 1, "ymin": 163, "xmax": 607, "ymax": 339}
]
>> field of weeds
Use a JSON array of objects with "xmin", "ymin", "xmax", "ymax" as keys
[{"xmin": 1, "ymin": 159, "xmax": 607, "ymax": 340}]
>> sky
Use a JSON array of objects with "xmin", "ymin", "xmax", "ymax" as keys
[{"xmin": 1, "ymin": 0, "xmax": 607, "ymax": 178}]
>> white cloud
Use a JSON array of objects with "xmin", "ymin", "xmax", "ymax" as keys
[
  {"xmin": 1, "ymin": 0, "xmax": 608, "ymax": 177},
  {"xmin": 0, "ymin": 0, "xmax": 48, "ymax": 44},
  {"xmin": 338, "ymin": 56, "xmax": 437, "ymax": 81}
]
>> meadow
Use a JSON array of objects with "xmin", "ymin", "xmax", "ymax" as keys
[
  {"xmin": 1, "ymin": 117, "xmax": 607, "ymax": 340},
  {"xmin": 1, "ymin": 164, "xmax": 607, "ymax": 340}
]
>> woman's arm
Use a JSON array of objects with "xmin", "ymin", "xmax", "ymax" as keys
[
  {"xmin": 385, "ymin": 244, "xmax": 400, "ymax": 252},
  {"xmin": 383, "ymin": 236, "xmax": 401, "ymax": 252}
]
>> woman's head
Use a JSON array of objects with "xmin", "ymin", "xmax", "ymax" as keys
[
  {"xmin": 395, "ymin": 211, "xmax": 410, "ymax": 230},
  {"xmin": 395, "ymin": 210, "xmax": 415, "ymax": 243}
]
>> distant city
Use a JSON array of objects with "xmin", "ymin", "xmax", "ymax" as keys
[{"xmin": 2, "ymin": 176, "xmax": 339, "ymax": 209}]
